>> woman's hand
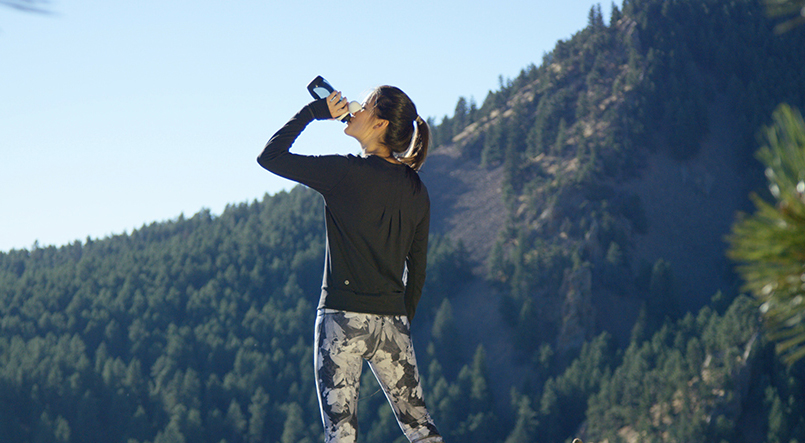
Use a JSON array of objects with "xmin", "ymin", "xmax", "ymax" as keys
[{"xmin": 326, "ymin": 91, "xmax": 349, "ymax": 119}]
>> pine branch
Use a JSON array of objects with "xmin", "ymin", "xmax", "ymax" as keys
[
  {"xmin": 765, "ymin": 0, "xmax": 805, "ymax": 33},
  {"xmin": 728, "ymin": 104, "xmax": 805, "ymax": 365},
  {"xmin": 0, "ymin": 0, "xmax": 51, "ymax": 14}
]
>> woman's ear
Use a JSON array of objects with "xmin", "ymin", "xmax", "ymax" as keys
[{"xmin": 374, "ymin": 119, "xmax": 389, "ymax": 131}]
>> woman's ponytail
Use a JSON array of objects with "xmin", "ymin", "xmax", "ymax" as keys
[
  {"xmin": 369, "ymin": 86, "xmax": 430, "ymax": 171},
  {"xmin": 399, "ymin": 116, "xmax": 429, "ymax": 171}
]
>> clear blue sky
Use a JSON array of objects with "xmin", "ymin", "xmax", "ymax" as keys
[{"xmin": 1, "ymin": 0, "xmax": 618, "ymax": 252}]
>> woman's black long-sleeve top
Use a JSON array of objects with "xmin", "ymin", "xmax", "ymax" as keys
[{"xmin": 257, "ymin": 100, "xmax": 430, "ymax": 321}]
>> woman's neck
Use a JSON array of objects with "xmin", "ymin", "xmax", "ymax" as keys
[{"xmin": 363, "ymin": 143, "xmax": 400, "ymax": 164}]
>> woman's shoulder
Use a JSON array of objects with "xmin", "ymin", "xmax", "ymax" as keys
[{"xmin": 403, "ymin": 167, "xmax": 428, "ymax": 202}]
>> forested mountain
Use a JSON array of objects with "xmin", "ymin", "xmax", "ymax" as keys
[{"xmin": 3, "ymin": 1, "xmax": 805, "ymax": 442}]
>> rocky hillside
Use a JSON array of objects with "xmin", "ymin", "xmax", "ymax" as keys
[
  {"xmin": 426, "ymin": 0, "xmax": 803, "ymax": 340},
  {"xmin": 421, "ymin": 1, "xmax": 805, "ymax": 429}
]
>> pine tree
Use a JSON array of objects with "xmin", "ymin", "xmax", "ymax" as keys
[
  {"xmin": 728, "ymin": 104, "xmax": 805, "ymax": 365},
  {"xmin": 505, "ymin": 393, "xmax": 539, "ymax": 443},
  {"xmin": 453, "ymin": 97, "xmax": 469, "ymax": 136},
  {"xmin": 247, "ymin": 387, "xmax": 269, "ymax": 443},
  {"xmin": 765, "ymin": 0, "xmax": 805, "ymax": 33}
]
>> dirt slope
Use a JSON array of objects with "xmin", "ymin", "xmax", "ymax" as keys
[{"xmin": 619, "ymin": 97, "xmax": 763, "ymax": 309}]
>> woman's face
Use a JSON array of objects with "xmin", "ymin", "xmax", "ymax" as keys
[{"xmin": 344, "ymin": 99, "xmax": 385, "ymax": 145}]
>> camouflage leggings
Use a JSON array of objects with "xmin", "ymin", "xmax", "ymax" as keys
[{"xmin": 314, "ymin": 309, "xmax": 443, "ymax": 443}]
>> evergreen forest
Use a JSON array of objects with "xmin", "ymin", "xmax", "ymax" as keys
[{"xmin": 2, "ymin": 1, "xmax": 805, "ymax": 442}]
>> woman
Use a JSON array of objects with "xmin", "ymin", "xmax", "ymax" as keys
[{"xmin": 257, "ymin": 85, "xmax": 443, "ymax": 443}]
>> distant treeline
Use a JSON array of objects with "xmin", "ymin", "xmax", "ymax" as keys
[
  {"xmin": 0, "ymin": 187, "xmax": 479, "ymax": 443},
  {"xmin": 1, "ymin": 190, "xmax": 800, "ymax": 443}
]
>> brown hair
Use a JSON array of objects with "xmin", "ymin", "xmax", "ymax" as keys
[{"xmin": 366, "ymin": 86, "xmax": 429, "ymax": 171}]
